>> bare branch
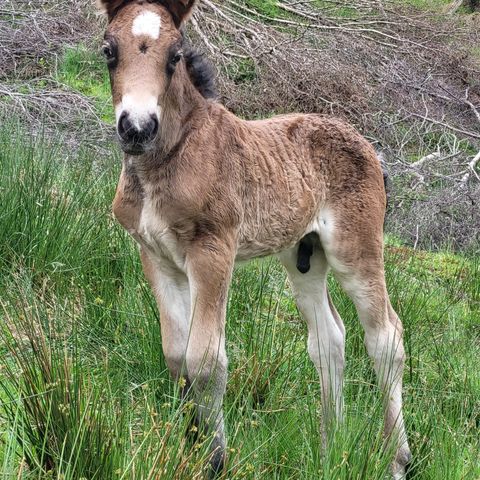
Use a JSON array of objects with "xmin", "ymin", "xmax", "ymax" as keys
[{"xmin": 460, "ymin": 150, "xmax": 480, "ymax": 186}]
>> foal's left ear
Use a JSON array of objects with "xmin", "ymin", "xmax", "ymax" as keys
[{"xmin": 162, "ymin": 0, "xmax": 198, "ymax": 28}]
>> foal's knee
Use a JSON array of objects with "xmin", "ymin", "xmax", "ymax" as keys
[
  {"xmin": 307, "ymin": 324, "xmax": 344, "ymax": 369},
  {"xmin": 162, "ymin": 344, "xmax": 187, "ymax": 380},
  {"xmin": 185, "ymin": 344, "xmax": 228, "ymax": 395}
]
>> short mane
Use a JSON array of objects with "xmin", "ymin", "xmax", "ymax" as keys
[{"xmin": 183, "ymin": 46, "xmax": 218, "ymax": 100}]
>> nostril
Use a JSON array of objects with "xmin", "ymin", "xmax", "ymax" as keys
[
  {"xmin": 117, "ymin": 112, "xmax": 158, "ymax": 147},
  {"xmin": 118, "ymin": 112, "xmax": 132, "ymax": 139},
  {"xmin": 149, "ymin": 115, "xmax": 159, "ymax": 138}
]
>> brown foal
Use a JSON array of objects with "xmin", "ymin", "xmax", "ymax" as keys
[{"xmin": 98, "ymin": 0, "xmax": 411, "ymax": 477}]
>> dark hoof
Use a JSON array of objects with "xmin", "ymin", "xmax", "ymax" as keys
[
  {"xmin": 392, "ymin": 448, "xmax": 412, "ymax": 480},
  {"xmin": 208, "ymin": 448, "xmax": 225, "ymax": 478}
]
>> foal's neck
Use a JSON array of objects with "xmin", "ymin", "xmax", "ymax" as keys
[{"xmin": 132, "ymin": 66, "xmax": 209, "ymax": 177}]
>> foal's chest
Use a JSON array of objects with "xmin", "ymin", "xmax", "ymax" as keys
[
  {"xmin": 113, "ymin": 167, "xmax": 187, "ymax": 270},
  {"xmin": 135, "ymin": 198, "xmax": 186, "ymax": 270}
]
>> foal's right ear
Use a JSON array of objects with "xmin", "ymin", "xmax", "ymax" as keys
[{"xmin": 96, "ymin": 0, "xmax": 127, "ymax": 19}]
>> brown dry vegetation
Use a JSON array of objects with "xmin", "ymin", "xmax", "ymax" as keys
[{"xmin": 0, "ymin": 0, "xmax": 479, "ymax": 250}]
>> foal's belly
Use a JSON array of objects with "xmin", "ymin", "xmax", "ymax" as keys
[
  {"xmin": 235, "ymin": 237, "xmax": 299, "ymax": 262},
  {"xmin": 114, "ymin": 178, "xmax": 319, "ymax": 268},
  {"xmin": 236, "ymin": 216, "xmax": 316, "ymax": 262},
  {"xmin": 236, "ymin": 205, "xmax": 319, "ymax": 262}
]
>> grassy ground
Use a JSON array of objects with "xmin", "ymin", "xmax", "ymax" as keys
[
  {"xmin": 55, "ymin": 45, "xmax": 113, "ymax": 124},
  {"xmin": 0, "ymin": 117, "xmax": 479, "ymax": 480}
]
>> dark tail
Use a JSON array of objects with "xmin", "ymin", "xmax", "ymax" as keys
[{"xmin": 376, "ymin": 150, "xmax": 390, "ymax": 210}]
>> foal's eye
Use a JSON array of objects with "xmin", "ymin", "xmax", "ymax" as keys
[
  {"xmin": 101, "ymin": 42, "xmax": 117, "ymax": 67},
  {"xmin": 102, "ymin": 45, "xmax": 115, "ymax": 60},
  {"xmin": 102, "ymin": 45, "xmax": 114, "ymax": 59},
  {"xmin": 169, "ymin": 52, "xmax": 183, "ymax": 68},
  {"xmin": 167, "ymin": 51, "xmax": 183, "ymax": 75}
]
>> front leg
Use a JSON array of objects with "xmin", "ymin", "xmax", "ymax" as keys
[
  {"xmin": 185, "ymin": 233, "xmax": 236, "ymax": 475},
  {"xmin": 140, "ymin": 249, "xmax": 191, "ymax": 380}
]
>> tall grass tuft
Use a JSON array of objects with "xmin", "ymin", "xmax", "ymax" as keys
[{"xmin": 0, "ymin": 273, "xmax": 122, "ymax": 477}]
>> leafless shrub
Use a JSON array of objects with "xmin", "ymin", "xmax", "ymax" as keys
[
  {"xmin": 1, "ymin": 0, "xmax": 479, "ymax": 250},
  {"xmin": 387, "ymin": 180, "xmax": 480, "ymax": 251},
  {"xmin": 0, "ymin": 1, "xmax": 111, "ymax": 148},
  {"xmin": 188, "ymin": 0, "xmax": 480, "ymax": 250},
  {"xmin": 0, "ymin": 0, "xmax": 98, "ymax": 79},
  {"xmin": 383, "ymin": 127, "xmax": 480, "ymax": 250},
  {"xmin": 0, "ymin": 79, "xmax": 114, "ymax": 150}
]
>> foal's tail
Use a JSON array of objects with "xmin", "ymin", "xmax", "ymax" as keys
[{"xmin": 376, "ymin": 150, "xmax": 390, "ymax": 212}]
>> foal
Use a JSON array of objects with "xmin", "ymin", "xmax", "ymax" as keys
[{"xmin": 98, "ymin": 0, "xmax": 411, "ymax": 477}]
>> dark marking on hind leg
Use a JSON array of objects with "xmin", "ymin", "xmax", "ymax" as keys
[{"xmin": 296, "ymin": 233, "xmax": 315, "ymax": 273}]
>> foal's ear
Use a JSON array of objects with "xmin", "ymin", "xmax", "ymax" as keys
[
  {"xmin": 97, "ymin": 0, "xmax": 198, "ymax": 26},
  {"xmin": 161, "ymin": 0, "xmax": 198, "ymax": 27},
  {"xmin": 96, "ymin": 0, "xmax": 126, "ymax": 19}
]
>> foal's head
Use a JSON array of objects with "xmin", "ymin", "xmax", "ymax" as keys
[{"xmin": 98, "ymin": 0, "xmax": 202, "ymax": 155}]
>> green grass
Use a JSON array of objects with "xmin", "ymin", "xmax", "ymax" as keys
[
  {"xmin": 242, "ymin": 0, "xmax": 283, "ymax": 18},
  {"xmin": 400, "ymin": 0, "xmax": 451, "ymax": 9},
  {"xmin": 238, "ymin": 0, "xmax": 358, "ymax": 21},
  {"xmin": 469, "ymin": 45, "xmax": 480, "ymax": 62},
  {"xmin": 313, "ymin": 1, "xmax": 360, "ymax": 18},
  {"xmin": 225, "ymin": 58, "xmax": 257, "ymax": 85},
  {"xmin": 235, "ymin": 0, "xmax": 304, "ymax": 23},
  {"xmin": 55, "ymin": 45, "xmax": 114, "ymax": 123},
  {"xmin": 0, "ymin": 118, "xmax": 479, "ymax": 479}
]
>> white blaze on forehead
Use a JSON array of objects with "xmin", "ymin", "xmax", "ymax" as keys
[{"xmin": 132, "ymin": 11, "xmax": 161, "ymax": 39}]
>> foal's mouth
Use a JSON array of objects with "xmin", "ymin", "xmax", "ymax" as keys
[
  {"xmin": 119, "ymin": 140, "xmax": 155, "ymax": 156},
  {"xmin": 116, "ymin": 112, "xmax": 160, "ymax": 156}
]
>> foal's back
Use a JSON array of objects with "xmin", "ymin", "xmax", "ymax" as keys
[{"xmin": 214, "ymin": 109, "xmax": 386, "ymax": 260}]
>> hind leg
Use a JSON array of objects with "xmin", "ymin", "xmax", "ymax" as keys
[
  {"xmin": 340, "ymin": 274, "xmax": 410, "ymax": 479},
  {"xmin": 318, "ymin": 208, "xmax": 411, "ymax": 479},
  {"xmin": 277, "ymin": 243, "xmax": 345, "ymax": 438}
]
